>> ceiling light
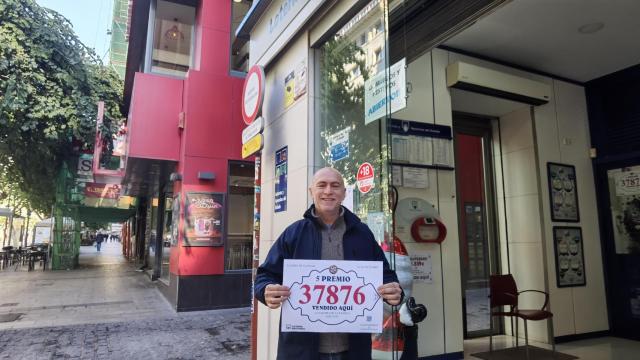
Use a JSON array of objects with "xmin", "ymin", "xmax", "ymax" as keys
[
  {"xmin": 233, "ymin": 0, "xmax": 242, "ymax": 3},
  {"xmin": 578, "ymin": 22, "xmax": 604, "ymax": 34}
]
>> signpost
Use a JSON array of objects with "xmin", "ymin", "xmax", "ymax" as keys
[{"xmin": 242, "ymin": 65, "xmax": 266, "ymax": 125}]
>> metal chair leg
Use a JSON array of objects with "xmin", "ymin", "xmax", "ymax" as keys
[
  {"xmin": 515, "ymin": 317, "xmax": 518, "ymax": 347},
  {"xmin": 524, "ymin": 319, "xmax": 530, "ymax": 360},
  {"xmin": 550, "ymin": 316, "xmax": 556, "ymax": 355},
  {"xmin": 489, "ymin": 314, "xmax": 493, "ymax": 351}
]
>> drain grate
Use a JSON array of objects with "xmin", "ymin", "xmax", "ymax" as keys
[
  {"xmin": 0, "ymin": 303, "xmax": 18, "ymax": 307},
  {"xmin": 0, "ymin": 313, "xmax": 23, "ymax": 323}
]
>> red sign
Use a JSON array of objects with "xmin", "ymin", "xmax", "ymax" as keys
[
  {"xmin": 84, "ymin": 183, "xmax": 121, "ymax": 199},
  {"xmin": 242, "ymin": 65, "xmax": 266, "ymax": 125},
  {"xmin": 356, "ymin": 162, "xmax": 375, "ymax": 194}
]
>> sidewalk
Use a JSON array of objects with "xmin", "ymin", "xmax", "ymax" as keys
[{"xmin": 0, "ymin": 242, "xmax": 250, "ymax": 359}]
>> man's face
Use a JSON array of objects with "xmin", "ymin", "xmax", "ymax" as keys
[{"xmin": 309, "ymin": 168, "xmax": 346, "ymax": 216}]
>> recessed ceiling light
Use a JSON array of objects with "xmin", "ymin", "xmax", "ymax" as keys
[{"xmin": 578, "ymin": 22, "xmax": 604, "ymax": 34}]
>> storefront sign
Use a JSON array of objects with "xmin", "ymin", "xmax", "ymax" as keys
[
  {"xmin": 356, "ymin": 162, "xmax": 375, "ymax": 194},
  {"xmin": 84, "ymin": 183, "xmax": 121, "ymax": 199},
  {"xmin": 281, "ymin": 259, "xmax": 383, "ymax": 333},
  {"xmin": 242, "ymin": 117, "xmax": 265, "ymax": 144},
  {"xmin": 242, "ymin": 65, "xmax": 265, "ymax": 125},
  {"xmin": 242, "ymin": 133, "xmax": 264, "ymax": 159},
  {"xmin": 275, "ymin": 146, "xmax": 288, "ymax": 213},
  {"xmin": 184, "ymin": 192, "xmax": 224, "ymax": 247},
  {"xmin": 77, "ymin": 154, "xmax": 93, "ymax": 182},
  {"xmin": 364, "ymin": 58, "xmax": 406, "ymax": 125},
  {"xmin": 328, "ymin": 128, "xmax": 350, "ymax": 163}
]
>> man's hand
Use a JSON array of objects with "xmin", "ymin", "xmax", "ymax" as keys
[
  {"xmin": 378, "ymin": 282, "xmax": 402, "ymax": 306},
  {"xmin": 264, "ymin": 284, "xmax": 291, "ymax": 309}
]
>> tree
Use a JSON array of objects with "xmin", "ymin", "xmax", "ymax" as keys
[{"xmin": 0, "ymin": 0, "xmax": 123, "ymax": 214}]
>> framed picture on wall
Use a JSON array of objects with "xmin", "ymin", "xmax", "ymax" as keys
[
  {"xmin": 547, "ymin": 162, "xmax": 580, "ymax": 222},
  {"xmin": 183, "ymin": 192, "xmax": 225, "ymax": 247},
  {"xmin": 553, "ymin": 226, "xmax": 586, "ymax": 287}
]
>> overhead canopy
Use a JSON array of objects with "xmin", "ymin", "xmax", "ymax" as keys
[{"xmin": 76, "ymin": 206, "xmax": 136, "ymax": 223}]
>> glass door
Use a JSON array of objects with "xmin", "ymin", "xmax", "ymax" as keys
[{"xmin": 453, "ymin": 114, "xmax": 500, "ymax": 338}]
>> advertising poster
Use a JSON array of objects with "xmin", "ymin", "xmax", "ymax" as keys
[
  {"xmin": 275, "ymin": 146, "xmax": 288, "ymax": 213},
  {"xmin": 547, "ymin": 163, "xmax": 580, "ymax": 222},
  {"xmin": 284, "ymin": 71, "xmax": 295, "ymax": 108},
  {"xmin": 171, "ymin": 193, "xmax": 181, "ymax": 246},
  {"xmin": 83, "ymin": 183, "xmax": 121, "ymax": 208},
  {"xmin": 553, "ymin": 226, "xmax": 586, "ymax": 287},
  {"xmin": 608, "ymin": 166, "xmax": 640, "ymax": 254},
  {"xmin": 294, "ymin": 59, "xmax": 307, "ymax": 99},
  {"xmin": 184, "ymin": 192, "xmax": 224, "ymax": 247},
  {"xmin": 281, "ymin": 259, "xmax": 383, "ymax": 333}
]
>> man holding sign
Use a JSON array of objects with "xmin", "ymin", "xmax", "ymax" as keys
[{"xmin": 255, "ymin": 167, "xmax": 403, "ymax": 360}]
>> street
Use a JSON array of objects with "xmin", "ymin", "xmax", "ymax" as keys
[{"xmin": 0, "ymin": 243, "xmax": 251, "ymax": 359}]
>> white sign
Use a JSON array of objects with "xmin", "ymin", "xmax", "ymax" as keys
[
  {"xmin": 242, "ymin": 117, "xmax": 265, "ymax": 144},
  {"xmin": 364, "ymin": 58, "xmax": 407, "ymax": 125},
  {"xmin": 402, "ymin": 167, "xmax": 429, "ymax": 189},
  {"xmin": 34, "ymin": 227, "xmax": 51, "ymax": 244},
  {"xmin": 281, "ymin": 259, "xmax": 383, "ymax": 333},
  {"xmin": 410, "ymin": 253, "xmax": 433, "ymax": 283},
  {"xmin": 615, "ymin": 170, "xmax": 640, "ymax": 196},
  {"xmin": 242, "ymin": 65, "xmax": 265, "ymax": 124}
]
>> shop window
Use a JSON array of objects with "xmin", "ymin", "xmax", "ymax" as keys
[
  {"xmin": 314, "ymin": 0, "xmax": 390, "ymax": 234},
  {"xmin": 230, "ymin": 0, "xmax": 252, "ymax": 73},
  {"xmin": 226, "ymin": 161, "xmax": 254, "ymax": 271},
  {"xmin": 148, "ymin": 0, "xmax": 196, "ymax": 77}
]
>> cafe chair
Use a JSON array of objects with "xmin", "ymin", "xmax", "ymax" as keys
[{"xmin": 489, "ymin": 274, "xmax": 555, "ymax": 359}]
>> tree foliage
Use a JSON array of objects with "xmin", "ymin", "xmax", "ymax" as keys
[{"xmin": 0, "ymin": 0, "xmax": 123, "ymax": 214}]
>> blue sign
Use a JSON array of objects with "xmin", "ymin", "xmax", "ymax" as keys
[
  {"xmin": 275, "ymin": 146, "xmax": 288, "ymax": 213},
  {"xmin": 328, "ymin": 128, "xmax": 350, "ymax": 163},
  {"xmin": 390, "ymin": 119, "xmax": 452, "ymax": 139}
]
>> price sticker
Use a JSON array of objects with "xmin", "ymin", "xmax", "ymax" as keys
[{"xmin": 281, "ymin": 259, "xmax": 383, "ymax": 333}]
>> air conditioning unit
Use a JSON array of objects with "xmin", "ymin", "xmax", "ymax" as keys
[{"xmin": 446, "ymin": 61, "xmax": 551, "ymax": 105}]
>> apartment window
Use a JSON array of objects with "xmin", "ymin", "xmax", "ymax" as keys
[
  {"xmin": 225, "ymin": 161, "xmax": 254, "ymax": 271},
  {"xmin": 149, "ymin": 0, "xmax": 196, "ymax": 76},
  {"xmin": 230, "ymin": 0, "xmax": 252, "ymax": 73}
]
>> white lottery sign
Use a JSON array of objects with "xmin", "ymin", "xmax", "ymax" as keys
[{"xmin": 281, "ymin": 259, "xmax": 383, "ymax": 333}]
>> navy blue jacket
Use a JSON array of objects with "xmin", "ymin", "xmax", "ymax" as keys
[{"xmin": 255, "ymin": 205, "xmax": 400, "ymax": 360}]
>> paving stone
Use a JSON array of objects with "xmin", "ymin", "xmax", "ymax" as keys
[{"xmin": 0, "ymin": 243, "xmax": 251, "ymax": 359}]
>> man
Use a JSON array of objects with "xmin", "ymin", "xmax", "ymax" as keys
[{"xmin": 255, "ymin": 167, "xmax": 403, "ymax": 360}]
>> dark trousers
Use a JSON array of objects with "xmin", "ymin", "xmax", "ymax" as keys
[{"xmin": 319, "ymin": 352, "xmax": 348, "ymax": 360}]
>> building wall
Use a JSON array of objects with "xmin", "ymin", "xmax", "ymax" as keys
[
  {"xmin": 256, "ymin": 32, "xmax": 311, "ymax": 360},
  {"xmin": 249, "ymin": 2, "xmax": 609, "ymax": 359}
]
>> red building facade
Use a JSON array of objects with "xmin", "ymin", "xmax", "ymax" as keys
[{"xmin": 121, "ymin": 0, "xmax": 252, "ymax": 311}]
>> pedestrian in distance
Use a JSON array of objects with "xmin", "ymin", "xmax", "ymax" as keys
[
  {"xmin": 96, "ymin": 230, "xmax": 104, "ymax": 252},
  {"xmin": 254, "ymin": 167, "xmax": 403, "ymax": 360}
]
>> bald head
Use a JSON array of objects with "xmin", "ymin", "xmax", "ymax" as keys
[
  {"xmin": 309, "ymin": 167, "xmax": 346, "ymax": 222},
  {"xmin": 311, "ymin": 167, "xmax": 345, "ymax": 187}
]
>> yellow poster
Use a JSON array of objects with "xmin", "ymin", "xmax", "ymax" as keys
[{"xmin": 284, "ymin": 71, "xmax": 295, "ymax": 108}]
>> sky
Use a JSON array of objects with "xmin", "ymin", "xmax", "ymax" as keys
[{"xmin": 36, "ymin": 0, "xmax": 114, "ymax": 62}]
